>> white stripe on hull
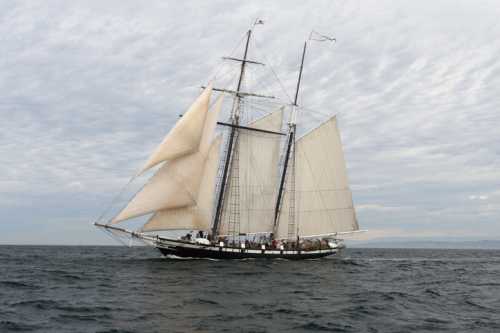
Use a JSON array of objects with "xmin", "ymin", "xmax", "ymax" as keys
[{"xmin": 153, "ymin": 237, "xmax": 340, "ymax": 259}]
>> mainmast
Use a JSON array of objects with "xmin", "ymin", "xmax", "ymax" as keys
[
  {"xmin": 273, "ymin": 32, "xmax": 336, "ymax": 239},
  {"xmin": 273, "ymin": 40, "xmax": 308, "ymax": 237},
  {"xmin": 211, "ymin": 29, "xmax": 253, "ymax": 237}
]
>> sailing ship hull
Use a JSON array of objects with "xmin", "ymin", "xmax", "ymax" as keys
[{"xmin": 154, "ymin": 238, "xmax": 340, "ymax": 260}]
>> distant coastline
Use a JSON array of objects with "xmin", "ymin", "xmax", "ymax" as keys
[{"xmin": 347, "ymin": 239, "xmax": 500, "ymax": 249}]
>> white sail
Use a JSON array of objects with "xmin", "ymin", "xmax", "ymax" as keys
[
  {"xmin": 199, "ymin": 94, "xmax": 223, "ymax": 154},
  {"xmin": 112, "ymin": 150, "xmax": 205, "ymax": 223},
  {"xmin": 138, "ymin": 84, "xmax": 213, "ymax": 175},
  {"xmin": 277, "ymin": 116, "xmax": 358, "ymax": 239},
  {"xmin": 112, "ymin": 93, "xmax": 223, "ymax": 224},
  {"xmin": 219, "ymin": 108, "xmax": 283, "ymax": 235},
  {"xmin": 140, "ymin": 135, "xmax": 222, "ymax": 231}
]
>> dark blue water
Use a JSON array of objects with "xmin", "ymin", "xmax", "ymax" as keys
[{"xmin": 1, "ymin": 246, "xmax": 499, "ymax": 332}]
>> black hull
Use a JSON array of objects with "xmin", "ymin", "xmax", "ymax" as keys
[
  {"xmin": 94, "ymin": 223, "xmax": 345, "ymax": 260},
  {"xmin": 156, "ymin": 242, "xmax": 338, "ymax": 260}
]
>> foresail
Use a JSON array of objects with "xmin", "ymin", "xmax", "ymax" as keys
[
  {"xmin": 200, "ymin": 94, "xmax": 223, "ymax": 154},
  {"xmin": 219, "ymin": 108, "xmax": 283, "ymax": 235},
  {"xmin": 112, "ymin": 92, "xmax": 223, "ymax": 224},
  {"xmin": 112, "ymin": 150, "xmax": 205, "ymax": 223},
  {"xmin": 140, "ymin": 135, "xmax": 222, "ymax": 231},
  {"xmin": 277, "ymin": 116, "xmax": 358, "ymax": 239},
  {"xmin": 138, "ymin": 84, "xmax": 213, "ymax": 175}
]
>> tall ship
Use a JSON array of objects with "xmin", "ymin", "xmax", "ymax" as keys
[{"xmin": 95, "ymin": 25, "xmax": 362, "ymax": 259}]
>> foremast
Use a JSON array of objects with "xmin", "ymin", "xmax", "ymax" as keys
[{"xmin": 211, "ymin": 29, "xmax": 253, "ymax": 238}]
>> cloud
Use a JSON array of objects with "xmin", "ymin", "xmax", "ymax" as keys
[
  {"xmin": 468, "ymin": 195, "xmax": 489, "ymax": 201},
  {"xmin": 1, "ymin": 0, "xmax": 500, "ymax": 244},
  {"xmin": 356, "ymin": 204, "xmax": 414, "ymax": 212}
]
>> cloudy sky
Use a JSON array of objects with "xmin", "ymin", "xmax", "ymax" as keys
[{"xmin": 1, "ymin": 0, "xmax": 499, "ymax": 245}]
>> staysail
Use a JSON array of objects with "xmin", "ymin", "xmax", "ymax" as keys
[
  {"xmin": 138, "ymin": 84, "xmax": 213, "ymax": 175},
  {"xmin": 277, "ymin": 115, "xmax": 358, "ymax": 239},
  {"xmin": 219, "ymin": 108, "xmax": 283, "ymax": 235},
  {"xmin": 140, "ymin": 135, "xmax": 222, "ymax": 231},
  {"xmin": 111, "ymin": 90, "xmax": 223, "ymax": 224}
]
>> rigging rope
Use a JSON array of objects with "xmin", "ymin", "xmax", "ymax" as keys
[
  {"xmin": 252, "ymin": 37, "xmax": 294, "ymax": 104},
  {"xmin": 93, "ymin": 175, "xmax": 137, "ymax": 224},
  {"xmin": 206, "ymin": 31, "xmax": 248, "ymax": 83}
]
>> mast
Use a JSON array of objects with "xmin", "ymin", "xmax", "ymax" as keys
[
  {"xmin": 273, "ymin": 41, "xmax": 307, "ymax": 236},
  {"xmin": 294, "ymin": 41, "xmax": 307, "ymax": 107},
  {"xmin": 212, "ymin": 29, "xmax": 252, "ymax": 237}
]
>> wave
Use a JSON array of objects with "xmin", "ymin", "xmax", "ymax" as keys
[
  {"xmin": 424, "ymin": 288, "xmax": 441, "ymax": 297},
  {"xmin": 53, "ymin": 313, "xmax": 113, "ymax": 322},
  {"xmin": 184, "ymin": 298, "xmax": 220, "ymax": 306},
  {"xmin": 56, "ymin": 305, "xmax": 114, "ymax": 313},
  {"xmin": 295, "ymin": 321, "xmax": 349, "ymax": 332},
  {"xmin": 0, "ymin": 280, "xmax": 37, "ymax": 289},
  {"xmin": 0, "ymin": 320, "xmax": 43, "ymax": 332},
  {"xmin": 12, "ymin": 299, "xmax": 59, "ymax": 310}
]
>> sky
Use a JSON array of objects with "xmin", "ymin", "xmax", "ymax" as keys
[{"xmin": 1, "ymin": 0, "xmax": 499, "ymax": 245}]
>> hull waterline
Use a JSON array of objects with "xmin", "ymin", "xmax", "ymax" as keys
[{"xmin": 154, "ymin": 238, "xmax": 341, "ymax": 260}]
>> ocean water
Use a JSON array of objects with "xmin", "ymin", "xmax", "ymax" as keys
[{"xmin": 0, "ymin": 246, "xmax": 499, "ymax": 332}]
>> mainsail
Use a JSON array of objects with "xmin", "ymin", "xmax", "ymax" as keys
[
  {"xmin": 219, "ymin": 108, "xmax": 284, "ymax": 235},
  {"xmin": 111, "ymin": 88, "xmax": 222, "ymax": 225},
  {"xmin": 276, "ymin": 115, "xmax": 358, "ymax": 239}
]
